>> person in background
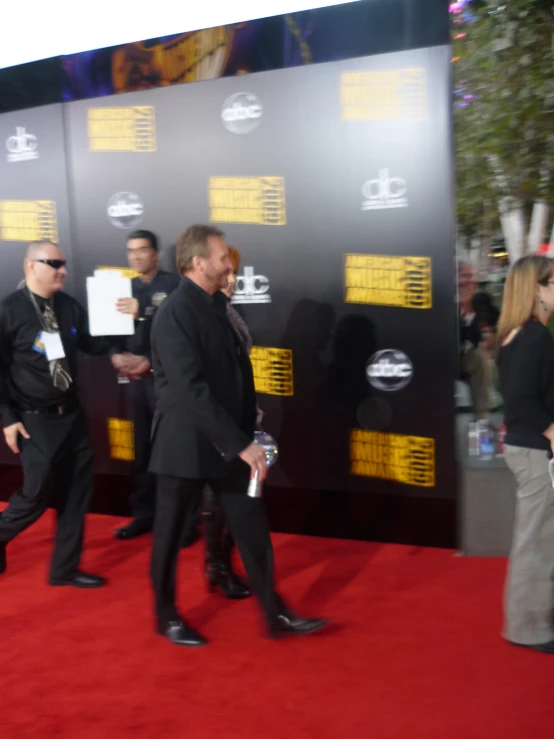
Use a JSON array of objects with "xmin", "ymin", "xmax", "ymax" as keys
[
  {"xmin": 458, "ymin": 262, "xmax": 498, "ymax": 419},
  {"xmin": 496, "ymin": 254, "xmax": 554, "ymax": 654},
  {"xmin": 149, "ymin": 224, "xmax": 327, "ymax": 646},
  {"xmin": 110, "ymin": 230, "xmax": 180, "ymax": 541},
  {"xmin": 0, "ymin": 241, "xmax": 110, "ymax": 586},
  {"xmin": 201, "ymin": 246, "xmax": 257, "ymax": 599}
]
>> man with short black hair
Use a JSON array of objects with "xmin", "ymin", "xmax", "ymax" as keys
[
  {"xmin": 111, "ymin": 229, "xmax": 180, "ymax": 540},
  {"xmin": 149, "ymin": 224, "xmax": 328, "ymax": 646},
  {"xmin": 0, "ymin": 241, "xmax": 110, "ymax": 586}
]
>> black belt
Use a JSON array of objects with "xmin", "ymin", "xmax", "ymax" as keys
[{"xmin": 22, "ymin": 400, "xmax": 79, "ymax": 417}]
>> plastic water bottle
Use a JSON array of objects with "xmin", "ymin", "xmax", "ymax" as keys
[
  {"xmin": 246, "ymin": 431, "xmax": 279, "ymax": 498},
  {"xmin": 247, "ymin": 469, "xmax": 262, "ymax": 498},
  {"xmin": 468, "ymin": 422, "xmax": 479, "ymax": 457},
  {"xmin": 478, "ymin": 421, "xmax": 494, "ymax": 461},
  {"xmin": 253, "ymin": 430, "xmax": 279, "ymax": 466}
]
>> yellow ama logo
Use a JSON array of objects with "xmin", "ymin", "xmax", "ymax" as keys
[
  {"xmin": 0, "ymin": 200, "xmax": 58, "ymax": 243},
  {"xmin": 209, "ymin": 177, "xmax": 286, "ymax": 226},
  {"xmin": 350, "ymin": 429, "xmax": 435, "ymax": 488},
  {"xmin": 88, "ymin": 107, "xmax": 156, "ymax": 152},
  {"xmin": 96, "ymin": 266, "xmax": 140, "ymax": 280},
  {"xmin": 250, "ymin": 346, "xmax": 294, "ymax": 396},
  {"xmin": 344, "ymin": 254, "xmax": 432, "ymax": 309},
  {"xmin": 340, "ymin": 68, "xmax": 427, "ymax": 122},
  {"xmin": 107, "ymin": 418, "xmax": 135, "ymax": 461}
]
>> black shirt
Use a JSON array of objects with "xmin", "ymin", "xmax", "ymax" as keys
[
  {"xmin": 0, "ymin": 288, "xmax": 110, "ymax": 427},
  {"xmin": 498, "ymin": 320, "xmax": 554, "ymax": 450},
  {"xmin": 181, "ymin": 276, "xmax": 253, "ymax": 418},
  {"xmin": 114, "ymin": 270, "xmax": 180, "ymax": 360}
]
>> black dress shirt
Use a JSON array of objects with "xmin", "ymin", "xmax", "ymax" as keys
[
  {"xmin": 0, "ymin": 288, "xmax": 110, "ymax": 427},
  {"xmin": 182, "ymin": 277, "xmax": 253, "ymax": 424},
  {"xmin": 113, "ymin": 270, "xmax": 180, "ymax": 361},
  {"xmin": 498, "ymin": 320, "xmax": 554, "ymax": 451}
]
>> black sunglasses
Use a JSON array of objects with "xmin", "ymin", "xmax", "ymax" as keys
[{"xmin": 34, "ymin": 259, "xmax": 66, "ymax": 270}]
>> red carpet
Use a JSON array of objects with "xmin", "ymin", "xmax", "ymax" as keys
[{"xmin": 1, "ymin": 506, "xmax": 553, "ymax": 739}]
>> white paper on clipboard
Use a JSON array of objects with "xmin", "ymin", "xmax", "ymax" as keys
[{"xmin": 86, "ymin": 274, "xmax": 135, "ymax": 336}]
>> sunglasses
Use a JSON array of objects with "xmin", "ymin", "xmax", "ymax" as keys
[{"xmin": 34, "ymin": 259, "xmax": 67, "ymax": 270}]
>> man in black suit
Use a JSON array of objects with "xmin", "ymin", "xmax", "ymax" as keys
[{"xmin": 149, "ymin": 224, "xmax": 327, "ymax": 646}]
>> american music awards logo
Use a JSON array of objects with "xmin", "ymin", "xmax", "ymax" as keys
[
  {"xmin": 231, "ymin": 266, "xmax": 271, "ymax": 305},
  {"xmin": 6, "ymin": 127, "xmax": 39, "ymax": 163},
  {"xmin": 361, "ymin": 169, "xmax": 408, "ymax": 211}
]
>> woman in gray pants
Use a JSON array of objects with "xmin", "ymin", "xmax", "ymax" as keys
[{"xmin": 497, "ymin": 255, "xmax": 554, "ymax": 653}]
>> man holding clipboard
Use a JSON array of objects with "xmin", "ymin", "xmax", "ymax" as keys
[{"xmin": 0, "ymin": 241, "xmax": 110, "ymax": 586}]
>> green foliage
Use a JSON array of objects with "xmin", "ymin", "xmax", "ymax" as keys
[{"xmin": 453, "ymin": 0, "xmax": 554, "ymax": 235}]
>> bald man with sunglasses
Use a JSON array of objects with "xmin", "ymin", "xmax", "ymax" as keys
[{"xmin": 0, "ymin": 241, "xmax": 111, "ymax": 586}]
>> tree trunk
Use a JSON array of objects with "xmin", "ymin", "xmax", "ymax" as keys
[
  {"xmin": 499, "ymin": 199, "xmax": 526, "ymax": 264},
  {"xmin": 527, "ymin": 201, "xmax": 549, "ymax": 254}
]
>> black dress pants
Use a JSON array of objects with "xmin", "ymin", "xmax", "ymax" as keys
[
  {"xmin": 151, "ymin": 473, "xmax": 283, "ymax": 626},
  {"xmin": 0, "ymin": 407, "xmax": 94, "ymax": 580},
  {"xmin": 130, "ymin": 377, "xmax": 157, "ymax": 521}
]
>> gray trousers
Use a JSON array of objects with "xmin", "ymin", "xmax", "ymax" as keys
[{"xmin": 503, "ymin": 445, "xmax": 554, "ymax": 645}]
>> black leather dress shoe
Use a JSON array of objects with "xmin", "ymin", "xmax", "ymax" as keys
[
  {"xmin": 157, "ymin": 619, "xmax": 208, "ymax": 647},
  {"xmin": 207, "ymin": 563, "xmax": 251, "ymax": 599},
  {"xmin": 114, "ymin": 518, "xmax": 153, "ymax": 540},
  {"xmin": 269, "ymin": 613, "xmax": 329, "ymax": 639},
  {"xmin": 0, "ymin": 542, "xmax": 6, "ymax": 575},
  {"xmin": 49, "ymin": 571, "xmax": 107, "ymax": 588}
]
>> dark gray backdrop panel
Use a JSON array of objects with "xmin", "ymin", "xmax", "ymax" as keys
[{"xmin": 63, "ymin": 45, "xmax": 456, "ymax": 495}]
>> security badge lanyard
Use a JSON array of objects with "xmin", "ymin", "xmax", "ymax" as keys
[{"xmin": 27, "ymin": 289, "xmax": 66, "ymax": 361}]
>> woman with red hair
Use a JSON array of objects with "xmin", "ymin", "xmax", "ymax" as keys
[{"xmin": 202, "ymin": 245, "xmax": 261, "ymax": 599}]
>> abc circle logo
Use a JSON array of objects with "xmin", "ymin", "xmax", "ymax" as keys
[
  {"xmin": 232, "ymin": 266, "xmax": 271, "ymax": 304},
  {"xmin": 221, "ymin": 93, "xmax": 263, "ymax": 134},
  {"xmin": 107, "ymin": 192, "xmax": 144, "ymax": 229},
  {"xmin": 6, "ymin": 127, "xmax": 39, "ymax": 162},
  {"xmin": 366, "ymin": 349, "xmax": 413, "ymax": 392},
  {"xmin": 361, "ymin": 169, "xmax": 408, "ymax": 210}
]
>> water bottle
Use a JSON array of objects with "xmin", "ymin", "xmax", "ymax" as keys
[
  {"xmin": 478, "ymin": 421, "xmax": 494, "ymax": 461},
  {"xmin": 253, "ymin": 430, "xmax": 279, "ymax": 466},
  {"xmin": 246, "ymin": 430, "xmax": 279, "ymax": 498},
  {"xmin": 247, "ymin": 469, "xmax": 262, "ymax": 498},
  {"xmin": 468, "ymin": 422, "xmax": 479, "ymax": 457}
]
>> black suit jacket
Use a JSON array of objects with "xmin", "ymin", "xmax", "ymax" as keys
[{"xmin": 148, "ymin": 277, "xmax": 256, "ymax": 481}]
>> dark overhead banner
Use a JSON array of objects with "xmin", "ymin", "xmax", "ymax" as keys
[{"xmin": 60, "ymin": 0, "xmax": 450, "ymax": 102}]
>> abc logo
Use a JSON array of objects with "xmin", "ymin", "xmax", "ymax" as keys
[
  {"xmin": 232, "ymin": 266, "xmax": 271, "ymax": 304},
  {"xmin": 6, "ymin": 127, "xmax": 38, "ymax": 162},
  {"xmin": 6, "ymin": 128, "xmax": 38, "ymax": 154},
  {"xmin": 361, "ymin": 169, "xmax": 408, "ymax": 210},
  {"xmin": 107, "ymin": 192, "xmax": 144, "ymax": 229},
  {"xmin": 221, "ymin": 93, "xmax": 262, "ymax": 134},
  {"xmin": 366, "ymin": 349, "xmax": 413, "ymax": 392}
]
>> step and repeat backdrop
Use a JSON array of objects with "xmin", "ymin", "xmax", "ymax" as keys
[{"xmin": 0, "ymin": 45, "xmax": 457, "ymax": 502}]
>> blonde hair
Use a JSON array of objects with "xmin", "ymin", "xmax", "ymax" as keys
[{"xmin": 497, "ymin": 255, "xmax": 554, "ymax": 346}]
